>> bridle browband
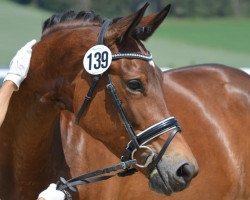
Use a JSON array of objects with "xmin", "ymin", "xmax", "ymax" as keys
[{"xmin": 57, "ymin": 19, "xmax": 181, "ymax": 198}]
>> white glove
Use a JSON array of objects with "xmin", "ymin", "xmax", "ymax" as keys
[
  {"xmin": 38, "ymin": 183, "xmax": 65, "ymax": 200},
  {"xmin": 3, "ymin": 39, "xmax": 37, "ymax": 90}
]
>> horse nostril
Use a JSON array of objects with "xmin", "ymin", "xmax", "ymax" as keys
[{"xmin": 176, "ymin": 163, "xmax": 195, "ymax": 182}]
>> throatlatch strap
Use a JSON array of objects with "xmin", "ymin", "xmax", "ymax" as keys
[
  {"xmin": 75, "ymin": 75, "xmax": 101, "ymax": 124},
  {"xmin": 75, "ymin": 19, "xmax": 112, "ymax": 124}
]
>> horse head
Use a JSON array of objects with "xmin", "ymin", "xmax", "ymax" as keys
[{"xmin": 31, "ymin": 4, "xmax": 198, "ymax": 196}]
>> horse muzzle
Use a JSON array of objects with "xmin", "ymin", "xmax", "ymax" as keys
[{"xmin": 148, "ymin": 156, "xmax": 198, "ymax": 195}]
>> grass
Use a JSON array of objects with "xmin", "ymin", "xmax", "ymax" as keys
[
  {"xmin": 154, "ymin": 18, "xmax": 250, "ymax": 53},
  {"xmin": 145, "ymin": 18, "xmax": 250, "ymax": 68},
  {"xmin": 0, "ymin": 0, "xmax": 250, "ymax": 68},
  {"xmin": 0, "ymin": 0, "xmax": 51, "ymax": 66}
]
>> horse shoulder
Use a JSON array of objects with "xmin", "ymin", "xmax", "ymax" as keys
[{"xmin": 162, "ymin": 64, "xmax": 250, "ymax": 199}]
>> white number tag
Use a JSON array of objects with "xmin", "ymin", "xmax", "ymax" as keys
[{"xmin": 83, "ymin": 45, "xmax": 112, "ymax": 75}]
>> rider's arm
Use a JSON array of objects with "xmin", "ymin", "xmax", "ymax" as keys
[
  {"xmin": 0, "ymin": 81, "xmax": 16, "ymax": 126},
  {"xmin": 0, "ymin": 40, "xmax": 36, "ymax": 127}
]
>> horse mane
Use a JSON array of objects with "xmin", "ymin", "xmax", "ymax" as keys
[
  {"xmin": 42, "ymin": 10, "xmax": 143, "ymax": 39},
  {"xmin": 42, "ymin": 10, "xmax": 120, "ymax": 37}
]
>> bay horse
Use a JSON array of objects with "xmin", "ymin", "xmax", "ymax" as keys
[
  {"xmin": 60, "ymin": 61, "xmax": 250, "ymax": 200},
  {"xmin": 55, "ymin": 6, "xmax": 250, "ymax": 200},
  {"xmin": 0, "ymin": 4, "xmax": 200, "ymax": 200},
  {"xmin": 52, "ymin": 8, "xmax": 250, "ymax": 200}
]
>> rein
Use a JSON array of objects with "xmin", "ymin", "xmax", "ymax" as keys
[{"xmin": 56, "ymin": 19, "xmax": 181, "ymax": 198}]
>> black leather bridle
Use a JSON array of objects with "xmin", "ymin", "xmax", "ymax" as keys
[{"xmin": 57, "ymin": 19, "xmax": 181, "ymax": 198}]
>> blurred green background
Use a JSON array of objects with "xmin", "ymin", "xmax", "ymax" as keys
[{"xmin": 0, "ymin": 0, "xmax": 249, "ymax": 68}]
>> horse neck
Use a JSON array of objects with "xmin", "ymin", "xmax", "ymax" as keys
[
  {"xmin": 0, "ymin": 33, "xmax": 86, "ymax": 197},
  {"xmin": 3, "ymin": 35, "xmax": 79, "ymax": 157},
  {"xmin": 11, "ymin": 27, "xmax": 99, "ymax": 167}
]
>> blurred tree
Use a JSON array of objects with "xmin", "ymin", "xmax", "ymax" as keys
[
  {"xmin": 34, "ymin": 0, "xmax": 89, "ymax": 12},
  {"xmin": 9, "ymin": 0, "xmax": 250, "ymax": 17},
  {"xmin": 11, "ymin": 0, "xmax": 32, "ymax": 5},
  {"xmin": 129, "ymin": 0, "xmax": 165, "ymax": 13},
  {"xmin": 90, "ymin": 0, "xmax": 166, "ymax": 17},
  {"xmin": 230, "ymin": 0, "xmax": 250, "ymax": 17},
  {"xmin": 231, "ymin": 0, "xmax": 242, "ymax": 16},
  {"xmin": 90, "ymin": 0, "xmax": 132, "ymax": 17},
  {"xmin": 167, "ymin": 0, "xmax": 236, "ymax": 17}
]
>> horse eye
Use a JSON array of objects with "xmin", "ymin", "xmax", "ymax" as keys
[{"xmin": 126, "ymin": 80, "xmax": 144, "ymax": 92}]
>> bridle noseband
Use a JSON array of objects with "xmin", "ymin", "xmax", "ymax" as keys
[{"xmin": 57, "ymin": 19, "xmax": 181, "ymax": 197}]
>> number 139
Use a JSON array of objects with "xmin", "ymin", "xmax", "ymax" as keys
[{"xmin": 87, "ymin": 51, "xmax": 109, "ymax": 70}]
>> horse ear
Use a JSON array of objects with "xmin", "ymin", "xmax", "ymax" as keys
[
  {"xmin": 105, "ymin": 2, "xmax": 149, "ymax": 44},
  {"xmin": 133, "ymin": 4, "xmax": 171, "ymax": 41}
]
